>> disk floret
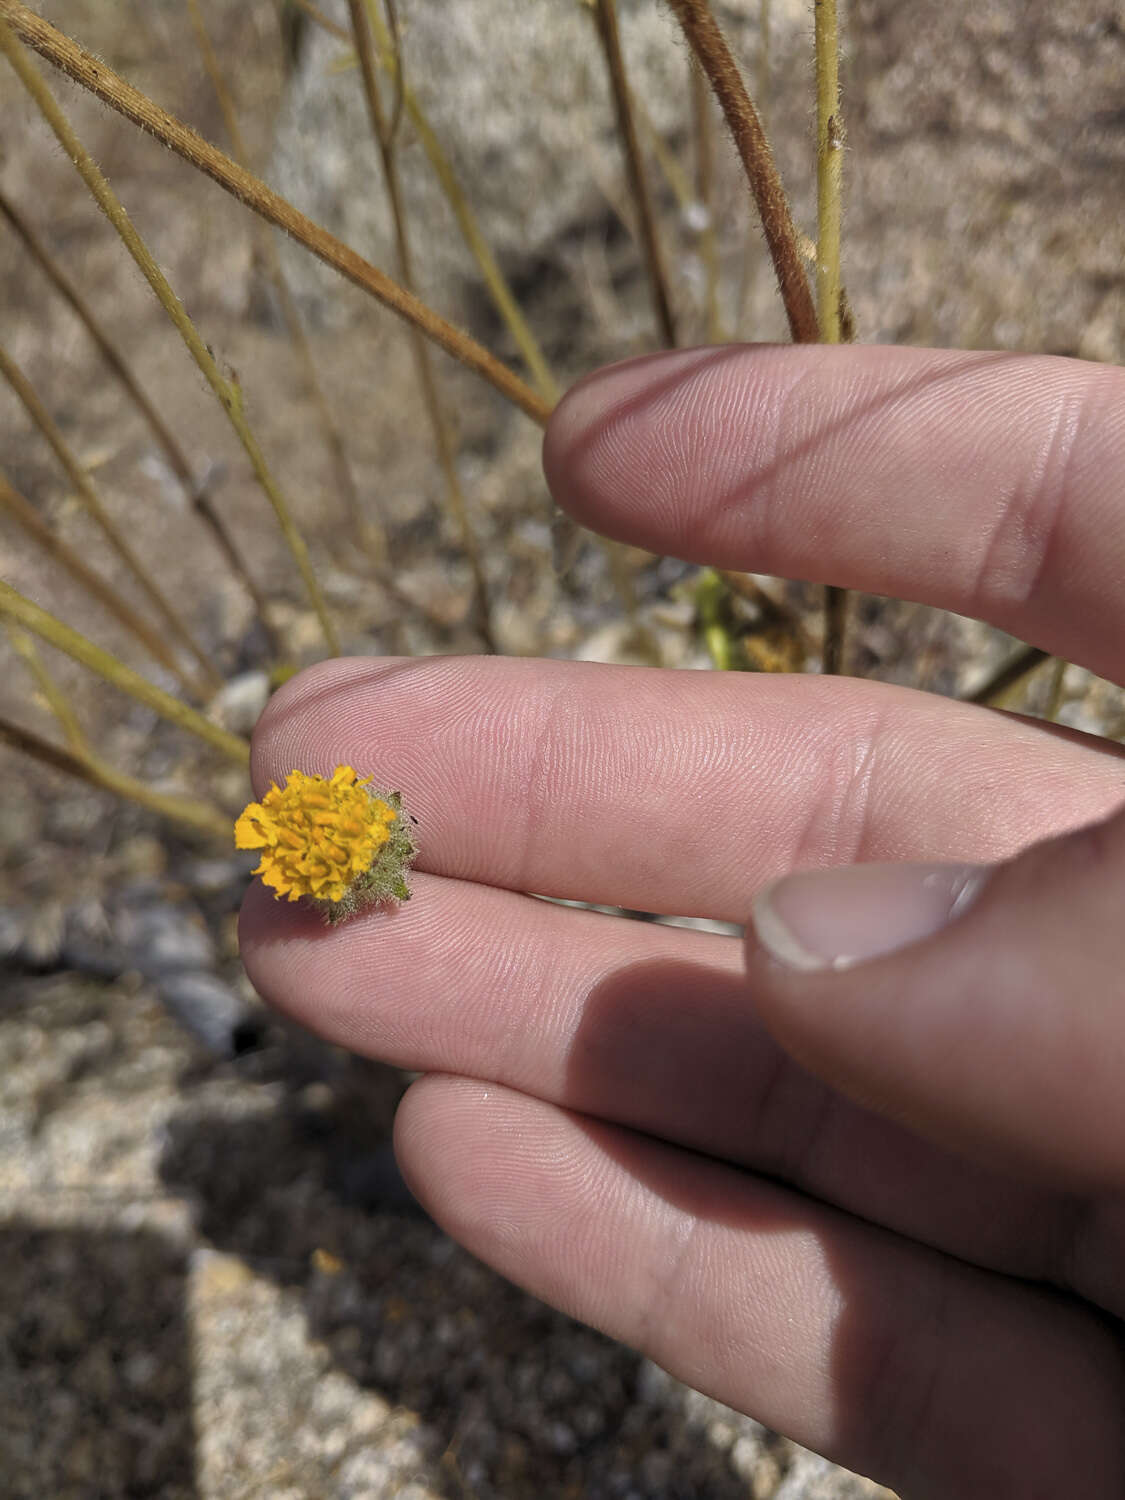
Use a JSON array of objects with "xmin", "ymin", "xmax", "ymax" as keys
[{"xmin": 235, "ymin": 765, "xmax": 416, "ymax": 922}]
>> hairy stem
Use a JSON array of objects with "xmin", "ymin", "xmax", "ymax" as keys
[
  {"xmin": 0, "ymin": 2, "xmax": 551, "ymax": 426},
  {"xmin": 0, "ymin": 185, "xmax": 273, "ymax": 636},
  {"xmin": 593, "ymin": 0, "xmax": 677, "ymax": 347},
  {"xmin": 0, "ymin": 579, "xmax": 250, "ymax": 764},
  {"xmin": 664, "ymin": 0, "xmax": 817, "ymax": 343}
]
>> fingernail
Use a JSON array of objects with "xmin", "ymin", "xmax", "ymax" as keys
[{"xmin": 752, "ymin": 862, "xmax": 987, "ymax": 972}]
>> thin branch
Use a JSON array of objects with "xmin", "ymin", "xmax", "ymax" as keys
[
  {"xmin": 0, "ymin": 339, "xmax": 219, "ymax": 697},
  {"xmin": 6, "ymin": 622, "xmax": 87, "ymax": 754},
  {"xmin": 298, "ymin": 0, "xmax": 558, "ymax": 405},
  {"xmin": 593, "ymin": 0, "xmax": 677, "ymax": 347},
  {"xmin": 664, "ymin": 0, "xmax": 818, "ymax": 343},
  {"xmin": 349, "ymin": 0, "xmax": 496, "ymax": 652},
  {"xmin": 815, "ymin": 0, "xmax": 844, "ymax": 342},
  {"xmin": 0, "ymin": 14, "xmax": 341, "ymax": 656},
  {"xmin": 0, "ymin": 466, "xmax": 210, "ymax": 694},
  {"xmin": 966, "ymin": 645, "xmax": 1051, "ymax": 707},
  {"xmin": 185, "ymin": 0, "xmax": 389, "ymax": 567},
  {"xmin": 0, "ymin": 712, "xmax": 232, "ymax": 839},
  {"xmin": 0, "ymin": 185, "xmax": 273, "ymax": 635},
  {"xmin": 0, "ymin": 2, "xmax": 551, "ymax": 426},
  {"xmin": 0, "ymin": 578, "xmax": 250, "ymax": 764},
  {"xmin": 815, "ymin": 0, "xmax": 847, "ymax": 674}
]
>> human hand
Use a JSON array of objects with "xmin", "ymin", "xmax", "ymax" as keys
[{"xmin": 240, "ymin": 345, "xmax": 1125, "ymax": 1498}]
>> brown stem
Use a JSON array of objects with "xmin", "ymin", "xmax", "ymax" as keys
[
  {"xmin": 0, "ymin": 185, "xmax": 273, "ymax": 635},
  {"xmin": 664, "ymin": 0, "xmax": 818, "ymax": 344},
  {"xmin": 966, "ymin": 645, "xmax": 1050, "ymax": 707},
  {"xmin": 593, "ymin": 0, "xmax": 677, "ymax": 347},
  {"xmin": 0, "ymin": 1, "xmax": 551, "ymax": 426}
]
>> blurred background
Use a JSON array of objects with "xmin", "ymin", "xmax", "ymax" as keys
[{"xmin": 0, "ymin": 1, "xmax": 1121, "ymax": 1494}]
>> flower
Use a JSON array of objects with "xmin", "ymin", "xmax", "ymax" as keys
[{"xmin": 235, "ymin": 765, "xmax": 416, "ymax": 921}]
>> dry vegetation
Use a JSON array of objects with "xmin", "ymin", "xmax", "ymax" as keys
[{"xmin": 0, "ymin": 1, "xmax": 1121, "ymax": 1494}]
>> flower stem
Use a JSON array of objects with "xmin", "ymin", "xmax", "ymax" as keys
[
  {"xmin": 0, "ymin": 579, "xmax": 250, "ymax": 765},
  {"xmin": 0, "ymin": 1, "xmax": 551, "ymax": 428}
]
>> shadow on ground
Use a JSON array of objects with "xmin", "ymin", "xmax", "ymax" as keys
[
  {"xmin": 0, "ymin": 1221, "xmax": 196, "ymax": 1500},
  {"xmin": 158, "ymin": 1053, "xmax": 787, "ymax": 1498}
]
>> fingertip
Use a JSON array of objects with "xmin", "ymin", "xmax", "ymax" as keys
[
  {"xmin": 248, "ymin": 655, "xmax": 411, "ymax": 796},
  {"xmin": 543, "ymin": 345, "xmax": 729, "ymax": 537}
]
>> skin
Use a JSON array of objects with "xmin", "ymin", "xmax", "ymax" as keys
[{"xmin": 241, "ymin": 344, "xmax": 1125, "ymax": 1498}]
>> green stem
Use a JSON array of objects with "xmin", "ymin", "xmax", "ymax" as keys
[
  {"xmin": 0, "ymin": 579, "xmax": 250, "ymax": 765},
  {"xmin": 0, "ymin": 712, "xmax": 232, "ymax": 840}
]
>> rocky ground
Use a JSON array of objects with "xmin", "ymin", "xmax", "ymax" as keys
[{"xmin": 0, "ymin": 0, "xmax": 1122, "ymax": 1494}]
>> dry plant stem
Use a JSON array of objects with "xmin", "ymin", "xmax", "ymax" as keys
[
  {"xmin": 815, "ymin": 0, "xmax": 846, "ymax": 675},
  {"xmin": 0, "ymin": 467, "xmax": 206, "ymax": 692},
  {"xmin": 185, "ymin": 0, "xmax": 388, "ymax": 568},
  {"xmin": 0, "ymin": 579, "xmax": 250, "ymax": 765},
  {"xmin": 594, "ymin": 0, "xmax": 677, "ymax": 347},
  {"xmin": 717, "ymin": 569, "xmax": 808, "ymax": 647},
  {"xmin": 356, "ymin": 0, "xmax": 559, "ymax": 404},
  {"xmin": 5, "ymin": 622, "xmax": 87, "ymax": 753},
  {"xmin": 0, "ymin": 16, "xmax": 341, "ymax": 658},
  {"xmin": 0, "ymin": 341, "xmax": 218, "ymax": 698},
  {"xmin": 967, "ymin": 645, "xmax": 1051, "ymax": 707},
  {"xmin": 689, "ymin": 59, "xmax": 724, "ymax": 343},
  {"xmin": 0, "ymin": 187, "xmax": 272, "ymax": 632},
  {"xmin": 815, "ymin": 0, "xmax": 844, "ymax": 341},
  {"xmin": 666, "ymin": 0, "xmax": 818, "ymax": 343},
  {"xmin": 1045, "ymin": 655, "xmax": 1069, "ymax": 722},
  {"xmin": 0, "ymin": 712, "xmax": 231, "ymax": 840},
  {"xmin": 349, "ymin": 0, "xmax": 497, "ymax": 653},
  {"xmin": 0, "ymin": 3, "xmax": 551, "ymax": 428}
]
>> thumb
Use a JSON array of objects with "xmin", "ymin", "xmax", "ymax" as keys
[{"xmin": 747, "ymin": 801, "xmax": 1125, "ymax": 1190}]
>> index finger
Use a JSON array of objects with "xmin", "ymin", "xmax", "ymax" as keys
[{"xmin": 543, "ymin": 345, "xmax": 1125, "ymax": 684}]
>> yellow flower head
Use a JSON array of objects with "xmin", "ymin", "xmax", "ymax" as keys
[{"xmin": 235, "ymin": 766, "xmax": 416, "ymax": 921}]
